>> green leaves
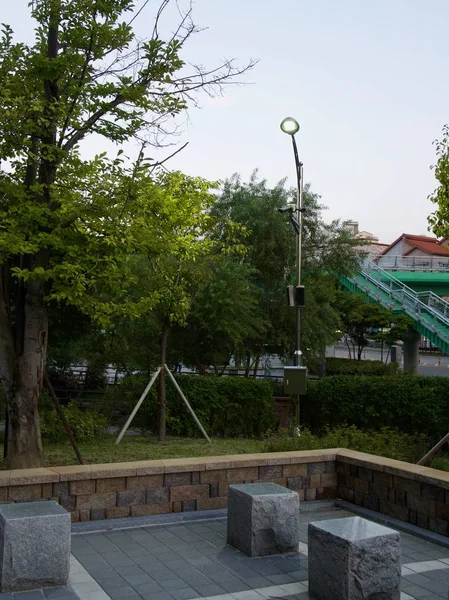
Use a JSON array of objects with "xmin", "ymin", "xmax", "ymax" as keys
[
  {"xmin": 305, "ymin": 375, "xmax": 449, "ymax": 441},
  {"xmin": 0, "ymin": 0, "xmax": 256, "ymax": 328},
  {"xmin": 336, "ymin": 291, "xmax": 413, "ymax": 360},
  {"xmin": 211, "ymin": 171, "xmax": 361, "ymax": 366},
  {"xmin": 429, "ymin": 125, "xmax": 449, "ymax": 237},
  {"xmin": 103, "ymin": 373, "xmax": 275, "ymax": 438}
]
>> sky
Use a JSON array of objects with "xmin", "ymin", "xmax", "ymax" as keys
[{"xmin": 4, "ymin": 0, "xmax": 449, "ymax": 244}]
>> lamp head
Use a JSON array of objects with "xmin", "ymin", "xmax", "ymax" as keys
[
  {"xmin": 280, "ymin": 117, "xmax": 300, "ymax": 136},
  {"xmin": 278, "ymin": 204, "xmax": 296, "ymax": 213}
]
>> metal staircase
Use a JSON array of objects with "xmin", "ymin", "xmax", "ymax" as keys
[{"xmin": 340, "ymin": 260, "xmax": 449, "ymax": 355}]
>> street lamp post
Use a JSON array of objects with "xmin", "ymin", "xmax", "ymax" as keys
[{"xmin": 280, "ymin": 117, "xmax": 304, "ymax": 367}]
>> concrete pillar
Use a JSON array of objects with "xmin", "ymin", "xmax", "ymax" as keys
[
  {"xmin": 390, "ymin": 345, "xmax": 402, "ymax": 364},
  {"xmin": 390, "ymin": 345, "xmax": 397, "ymax": 363},
  {"xmin": 403, "ymin": 327, "xmax": 421, "ymax": 375}
]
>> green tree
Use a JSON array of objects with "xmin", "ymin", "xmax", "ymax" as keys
[
  {"xmin": 336, "ymin": 291, "xmax": 412, "ymax": 360},
  {"xmin": 174, "ymin": 259, "xmax": 268, "ymax": 375},
  {"xmin": 122, "ymin": 178, "xmax": 243, "ymax": 441},
  {"xmin": 0, "ymin": 0, "xmax": 254, "ymax": 468},
  {"xmin": 211, "ymin": 171, "xmax": 359, "ymax": 371},
  {"xmin": 429, "ymin": 124, "xmax": 449, "ymax": 236}
]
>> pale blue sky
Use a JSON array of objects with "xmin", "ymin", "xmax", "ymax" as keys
[{"xmin": 4, "ymin": 0, "xmax": 449, "ymax": 243}]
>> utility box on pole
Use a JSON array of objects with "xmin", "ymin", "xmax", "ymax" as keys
[{"xmin": 283, "ymin": 366, "xmax": 308, "ymax": 395}]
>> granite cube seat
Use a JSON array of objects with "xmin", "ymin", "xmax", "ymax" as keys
[
  {"xmin": 0, "ymin": 501, "xmax": 71, "ymax": 592},
  {"xmin": 227, "ymin": 482, "xmax": 300, "ymax": 557},
  {"xmin": 308, "ymin": 516, "xmax": 401, "ymax": 600}
]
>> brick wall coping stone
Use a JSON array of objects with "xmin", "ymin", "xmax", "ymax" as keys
[
  {"xmin": 0, "ymin": 450, "xmax": 339, "ymax": 484},
  {"xmin": 2, "ymin": 448, "xmax": 448, "ymax": 488},
  {"xmin": 336, "ymin": 449, "xmax": 449, "ymax": 488}
]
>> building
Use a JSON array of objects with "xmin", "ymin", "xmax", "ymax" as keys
[
  {"xmin": 375, "ymin": 233, "xmax": 449, "ymax": 270},
  {"xmin": 344, "ymin": 221, "xmax": 389, "ymax": 259}
]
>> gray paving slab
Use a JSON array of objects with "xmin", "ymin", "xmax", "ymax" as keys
[
  {"xmin": 168, "ymin": 588, "xmax": 199, "ymax": 600},
  {"xmin": 191, "ymin": 584, "xmax": 227, "ymax": 597},
  {"xmin": 0, "ymin": 582, "xmax": 79, "ymax": 599},
  {"xmin": 106, "ymin": 588, "xmax": 141, "ymax": 600},
  {"xmin": 68, "ymin": 505, "xmax": 449, "ymax": 600}
]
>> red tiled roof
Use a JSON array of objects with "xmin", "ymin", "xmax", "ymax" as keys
[
  {"xmin": 379, "ymin": 233, "xmax": 449, "ymax": 256},
  {"xmin": 404, "ymin": 239, "xmax": 449, "ymax": 256},
  {"xmin": 403, "ymin": 234, "xmax": 437, "ymax": 241}
]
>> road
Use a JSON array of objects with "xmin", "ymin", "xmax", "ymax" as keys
[{"xmin": 328, "ymin": 346, "xmax": 449, "ymax": 377}]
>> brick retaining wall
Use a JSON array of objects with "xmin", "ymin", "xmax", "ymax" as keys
[
  {"xmin": 3, "ymin": 449, "xmax": 449, "ymax": 531},
  {"xmin": 336, "ymin": 449, "xmax": 449, "ymax": 536},
  {"xmin": 0, "ymin": 450, "xmax": 338, "ymax": 522}
]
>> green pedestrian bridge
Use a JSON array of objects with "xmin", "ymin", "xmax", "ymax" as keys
[{"xmin": 340, "ymin": 258, "xmax": 449, "ymax": 360}]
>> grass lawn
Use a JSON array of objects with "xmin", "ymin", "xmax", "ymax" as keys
[
  {"xmin": 429, "ymin": 454, "xmax": 449, "ymax": 472},
  {"xmin": 0, "ymin": 432, "xmax": 446, "ymax": 472},
  {"xmin": 0, "ymin": 435, "xmax": 266, "ymax": 469}
]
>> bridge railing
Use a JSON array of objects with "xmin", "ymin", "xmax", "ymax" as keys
[
  {"xmin": 375, "ymin": 255, "xmax": 449, "ymax": 272},
  {"xmin": 359, "ymin": 261, "xmax": 449, "ymax": 340}
]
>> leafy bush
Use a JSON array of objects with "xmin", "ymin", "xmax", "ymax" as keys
[
  {"xmin": 325, "ymin": 357, "xmax": 398, "ymax": 376},
  {"xmin": 40, "ymin": 394, "xmax": 107, "ymax": 442},
  {"xmin": 264, "ymin": 425, "xmax": 429, "ymax": 463},
  {"xmin": 101, "ymin": 373, "xmax": 275, "ymax": 438},
  {"xmin": 301, "ymin": 375, "xmax": 449, "ymax": 439}
]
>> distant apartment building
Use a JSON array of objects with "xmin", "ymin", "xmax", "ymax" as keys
[{"xmin": 344, "ymin": 221, "xmax": 389, "ymax": 259}]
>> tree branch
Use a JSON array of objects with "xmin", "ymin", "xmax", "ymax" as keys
[
  {"xmin": 62, "ymin": 94, "xmax": 124, "ymax": 152},
  {"xmin": 59, "ymin": 11, "xmax": 97, "ymax": 147},
  {"xmin": 151, "ymin": 141, "xmax": 188, "ymax": 171}
]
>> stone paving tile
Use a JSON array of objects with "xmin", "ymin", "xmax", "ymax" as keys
[
  {"xmin": 69, "ymin": 506, "xmax": 449, "ymax": 600},
  {"xmin": 106, "ymin": 587, "xmax": 141, "ymax": 600},
  {"xmin": 10, "ymin": 594, "xmax": 46, "ymax": 600},
  {"xmin": 168, "ymin": 589, "xmax": 199, "ymax": 600},
  {"xmin": 0, "ymin": 583, "xmax": 79, "ymax": 599},
  {"xmin": 192, "ymin": 585, "xmax": 227, "ymax": 598},
  {"xmin": 424, "ymin": 569, "xmax": 449, "ymax": 583},
  {"xmin": 161, "ymin": 581, "xmax": 194, "ymax": 592},
  {"xmin": 44, "ymin": 588, "xmax": 79, "ymax": 600},
  {"xmin": 218, "ymin": 581, "xmax": 250, "ymax": 594}
]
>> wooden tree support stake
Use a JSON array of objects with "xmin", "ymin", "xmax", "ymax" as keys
[
  {"xmin": 44, "ymin": 372, "xmax": 84, "ymax": 465},
  {"xmin": 115, "ymin": 366, "xmax": 211, "ymax": 445},
  {"xmin": 417, "ymin": 431, "xmax": 449, "ymax": 466}
]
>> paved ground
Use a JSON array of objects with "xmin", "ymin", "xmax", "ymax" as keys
[
  {"xmin": 0, "ymin": 555, "xmax": 108, "ymax": 600},
  {"xmin": 67, "ymin": 505, "xmax": 449, "ymax": 600},
  {"xmin": 0, "ymin": 579, "xmax": 80, "ymax": 600}
]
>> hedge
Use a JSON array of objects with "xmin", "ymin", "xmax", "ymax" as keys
[
  {"xmin": 264, "ymin": 425, "xmax": 429, "ymax": 463},
  {"xmin": 302, "ymin": 375, "xmax": 449, "ymax": 439},
  {"xmin": 325, "ymin": 357, "xmax": 398, "ymax": 376},
  {"xmin": 39, "ymin": 393, "xmax": 108, "ymax": 442},
  {"xmin": 101, "ymin": 374, "xmax": 275, "ymax": 438}
]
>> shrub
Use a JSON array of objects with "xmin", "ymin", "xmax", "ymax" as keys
[
  {"xmin": 301, "ymin": 375, "xmax": 449, "ymax": 439},
  {"xmin": 40, "ymin": 394, "xmax": 107, "ymax": 442},
  {"xmin": 263, "ymin": 425, "xmax": 428, "ymax": 463},
  {"xmin": 325, "ymin": 357, "xmax": 398, "ymax": 376},
  {"xmin": 101, "ymin": 373, "xmax": 275, "ymax": 438}
]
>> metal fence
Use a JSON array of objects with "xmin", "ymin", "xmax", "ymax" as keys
[{"xmin": 375, "ymin": 255, "xmax": 449, "ymax": 272}]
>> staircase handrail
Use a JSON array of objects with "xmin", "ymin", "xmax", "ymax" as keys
[{"xmin": 357, "ymin": 261, "xmax": 449, "ymax": 339}]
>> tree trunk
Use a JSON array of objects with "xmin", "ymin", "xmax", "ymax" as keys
[
  {"xmin": 5, "ymin": 279, "xmax": 46, "ymax": 469},
  {"xmin": 252, "ymin": 354, "xmax": 260, "ymax": 379},
  {"xmin": 344, "ymin": 335, "xmax": 352, "ymax": 359},
  {"xmin": 318, "ymin": 345, "xmax": 326, "ymax": 377},
  {"xmin": 218, "ymin": 352, "xmax": 233, "ymax": 377},
  {"xmin": 244, "ymin": 352, "xmax": 251, "ymax": 378},
  {"xmin": 157, "ymin": 322, "xmax": 170, "ymax": 442}
]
